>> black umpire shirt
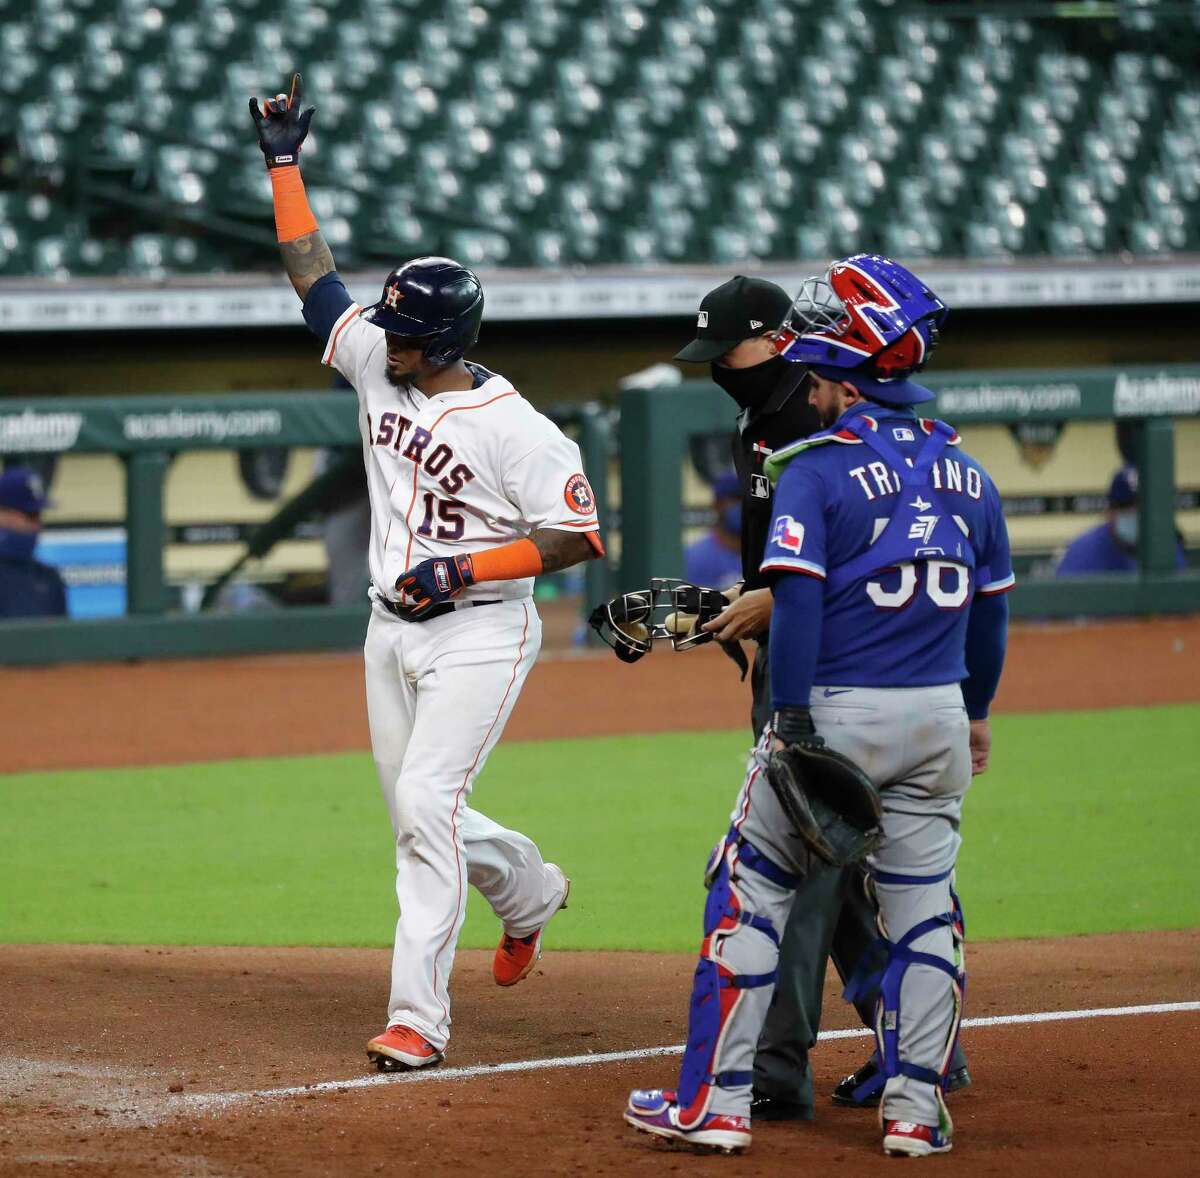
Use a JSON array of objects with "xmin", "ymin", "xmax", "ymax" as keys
[{"xmin": 726, "ymin": 363, "xmax": 821, "ymax": 735}]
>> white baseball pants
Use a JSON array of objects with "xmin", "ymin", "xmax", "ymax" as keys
[{"xmin": 364, "ymin": 598, "xmax": 567, "ymax": 1050}]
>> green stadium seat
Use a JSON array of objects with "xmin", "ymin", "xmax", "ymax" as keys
[
  {"xmin": 708, "ymin": 226, "xmax": 758, "ymax": 264},
  {"xmin": 32, "ymin": 231, "xmax": 109, "ymax": 279},
  {"xmin": 3, "ymin": 4, "xmax": 1196, "ymax": 275},
  {"xmin": 791, "ymin": 223, "xmax": 830, "ymax": 264},
  {"xmin": 0, "ymin": 223, "xmax": 29, "ymax": 276},
  {"xmin": 447, "ymin": 229, "xmax": 511, "ymax": 267},
  {"xmin": 1044, "ymin": 220, "xmax": 1092, "ymax": 256},
  {"xmin": 359, "ymin": 205, "xmax": 429, "ymax": 258},
  {"xmin": 529, "ymin": 229, "xmax": 566, "ymax": 268},
  {"xmin": 124, "ymin": 234, "xmax": 196, "ymax": 277}
]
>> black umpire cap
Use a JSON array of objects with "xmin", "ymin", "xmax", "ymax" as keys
[{"xmin": 674, "ymin": 276, "xmax": 794, "ymax": 363}]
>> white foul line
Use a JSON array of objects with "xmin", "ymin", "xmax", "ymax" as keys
[{"xmin": 179, "ymin": 999, "xmax": 1199, "ymax": 1118}]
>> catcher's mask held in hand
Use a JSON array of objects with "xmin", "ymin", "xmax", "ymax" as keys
[
  {"xmin": 588, "ymin": 590, "xmax": 653, "ymax": 663},
  {"xmin": 651, "ymin": 578, "xmax": 728, "ymax": 650},
  {"xmin": 588, "ymin": 579, "xmax": 730, "ymax": 661}
]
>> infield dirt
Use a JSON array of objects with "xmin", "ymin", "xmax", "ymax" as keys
[
  {"xmin": 2, "ymin": 613, "xmax": 1198, "ymax": 1175},
  {"xmin": 2, "ymin": 933, "xmax": 1198, "ymax": 1177}
]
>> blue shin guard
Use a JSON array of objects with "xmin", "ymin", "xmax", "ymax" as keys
[
  {"xmin": 674, "ymin": 830, "xmax": 794, "ymax": 1126},
  {"xmin": 846, "ymin": 868, "xmax": 965, "ymax": 1092}
]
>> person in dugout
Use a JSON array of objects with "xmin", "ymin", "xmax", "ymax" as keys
[
  {"xmin": 0, "ymin": 466, "xmax": 67, "ymax": 620},
  {"xmin": 1056, "ymin": 465, "xmax": 1186, "ymax": 575}
]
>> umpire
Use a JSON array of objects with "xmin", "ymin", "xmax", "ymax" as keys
[{"xmin": 674, "ymin": 276, "xmax": 969, "ymax": 1118}]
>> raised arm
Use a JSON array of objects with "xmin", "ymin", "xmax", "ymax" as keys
[{"xmin": 249, "ymin": 73, "xmax": 335, "ymax": 299}]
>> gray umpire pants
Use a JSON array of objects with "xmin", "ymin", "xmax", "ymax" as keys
[{"xmin": 748, "ymin": 646, "xmax": 966, "ymax": 1110}]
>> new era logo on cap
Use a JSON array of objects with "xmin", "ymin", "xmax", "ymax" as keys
[
  {"xmin": 749, "ymin": 320, "xmax": 763, "ymax": 330},
  {"xmin": 697, "ymin": 311, "xmax": 709, "ymax": 327}
]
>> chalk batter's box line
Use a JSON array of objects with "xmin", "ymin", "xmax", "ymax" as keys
[{"xmin": 182, "ymin": 999, "xmax": 1200, "ymax": 1117}]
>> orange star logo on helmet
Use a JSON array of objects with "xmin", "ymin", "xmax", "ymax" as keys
[{"xmin": 385, "ymin": 285, "xmax": 405, "ymax": 310}]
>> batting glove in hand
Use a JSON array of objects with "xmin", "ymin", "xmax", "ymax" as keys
[
  {"xmin": 395, "ymin": 555, "xmax": 477, "ymax": 616},
  {"xmin": 249, "ymin": 72, "xmax": 315, "ymax": 169}
]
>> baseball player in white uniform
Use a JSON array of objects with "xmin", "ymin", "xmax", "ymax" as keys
[{"xmin": 250, "ymin": 77, "xmax": 603, "ymax": 1070}]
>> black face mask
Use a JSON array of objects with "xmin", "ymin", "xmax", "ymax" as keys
[{"xmin": 710, "ymin": 354, "xmax": 788, "ymax": 410}]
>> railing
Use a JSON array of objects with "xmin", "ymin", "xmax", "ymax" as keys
[
  {"xmin": 2, "ymin": 363, "xmax": 1198, "ymax": 666},
  {"xmin": 618, "ymin": 364, "xmax": 1200, "ymax": 618},
  {"xmin": 0, "ymin": 393, "xmax": 612, "ymax": 665}
]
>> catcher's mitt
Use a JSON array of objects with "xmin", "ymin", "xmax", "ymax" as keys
[{"xmin": 767, "ymin": 738, "xmax": 883, "ymax": 866}]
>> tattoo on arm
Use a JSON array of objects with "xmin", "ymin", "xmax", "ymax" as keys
[
  {"xmin": 279, "ymin": 230, "xmax": 335, "ymax": 299},
  {"xmin": 530, "ymin": 528, "xmax": 597, "ymax": 574}
]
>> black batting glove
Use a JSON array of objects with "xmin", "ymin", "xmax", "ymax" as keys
[
  {"xmin": 249, "ymin": 72, "xmax": 315, "ymax": 169},
  {"xmin": 772, "ymin": 705, "xmax": 823, "ymax": 747}
]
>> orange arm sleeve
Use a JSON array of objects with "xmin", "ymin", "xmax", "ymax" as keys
[
  {"xmin": 269, "ymin": 165, "xmax": 319, "ymax": 243},
  {"xmin": 468, "ymin": 538, "xmax": 544, "ymax": 583}
]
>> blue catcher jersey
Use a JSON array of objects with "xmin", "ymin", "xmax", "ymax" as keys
[{"xmin": 761, "ymin": 402, "xmax": 1014, "ymax": 687}]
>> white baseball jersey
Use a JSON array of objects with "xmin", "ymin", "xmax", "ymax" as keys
[{"xmin": 322, "ymin": 303, "xmax": 602, "ymax": 604}]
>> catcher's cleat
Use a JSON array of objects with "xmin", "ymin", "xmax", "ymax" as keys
[
  {"xmin": 882, "ymin": 1119, "xmax": 953, "ymax": 1157},
  {"xmin": 493, "ymin": 866, "xmax": 570, "ymax": 987},
  {"xmin": 624, "ymin": 1088, "xmax": 751, "ymax": 1154},
  {"xmin": 833, "ymin": 1058, "xmax": 971, "ymax": 1108},
  {"xmin": 366, "ymin": 1025, "xmax": 443, "ymax": 1072}
]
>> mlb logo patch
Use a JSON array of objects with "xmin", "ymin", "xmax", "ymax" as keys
[
  {"xmin": 772, "ymin": 514, "xmax": 804, "ymax": 555},
  {"xmin": 892, "ymin": 427, "xmax": 915, "ymax": 442},
  {"xmin": 750, "ymin": 474, "xmax": 770, "ymax": 499}
]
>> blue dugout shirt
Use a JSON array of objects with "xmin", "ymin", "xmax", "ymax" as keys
[
  {"xmin": 0, "ymin": 557, "xmax": 67, "ymax": 619},
  {"xmin": 762, "ymin": 402, "xmax": 1014, "ymax": 692},
  {"xmin": 1056, "ymin": 521, "xmax": 1186, "ymax": 575},
  {"xmin": 684, "ymin": 532, "xmax": 744, "ymax": 592}
]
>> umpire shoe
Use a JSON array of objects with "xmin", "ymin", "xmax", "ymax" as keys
[
  {"xmin": 366, "ymin": 1025, "xmax": 444, "ymax": 1072},
  {"xmin": 749, "ymin": 1092, "xmax": 815, "ymax": 1122},
  {"xmin": 493, "ymin": 865, "xmax": 570, "ymax": 987},
  {"xmin": 833, "ymin": 1058, "xmax": 971, "ymax": 1108}
]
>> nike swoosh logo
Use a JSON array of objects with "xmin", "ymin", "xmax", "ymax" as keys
[{"xmin": 822, "ymin": 688, "xmax": 853, "ymax": 697}]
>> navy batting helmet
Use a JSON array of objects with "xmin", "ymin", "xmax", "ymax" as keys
[{"xmin": 360, "ymin": 256, "xmax": 484, "ymax": 365}]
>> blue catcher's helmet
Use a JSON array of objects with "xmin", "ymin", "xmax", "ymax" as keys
[
  {"xmin": 776, "ymin": 254, "xmax": 947, "ymax": 405},
  {"xmin": 360, "ymin": 256, "xmax": 484, "ymax": 365}
]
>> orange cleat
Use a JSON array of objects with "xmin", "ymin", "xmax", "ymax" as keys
[
  {"xmin": 493, "ymin": 867, "xmax": 570, "ymax": 987},
  {"xmin": 366, "ymin": 1024, "xmax": 444, "ymax": 1072}
]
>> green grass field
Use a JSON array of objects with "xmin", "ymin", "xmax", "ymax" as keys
[{"xmin": 3, "ymin": 705, "xmax": 1198, "ymax": 951}]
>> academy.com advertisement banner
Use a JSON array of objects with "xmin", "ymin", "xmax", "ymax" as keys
[
  {"xmin": 1, "ymin": 366, "xmax": 1198, "ymax": 457},
  {"xmin": 0, "ymin": 394, "xmax": 361, "ymax": 454},
  {"xmin": 922, "ymin": 364, "xmax": 1200, "ymax": 423}
]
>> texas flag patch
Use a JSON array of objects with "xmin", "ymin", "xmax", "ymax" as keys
[{"xmin": 772, "ymin": 514, "xmax": 805, "ymax": 554}]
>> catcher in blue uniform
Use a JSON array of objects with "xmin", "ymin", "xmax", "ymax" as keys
[{"xmin": 624, "ymin": 255, "xmax": 1013, "ymax": 1157}]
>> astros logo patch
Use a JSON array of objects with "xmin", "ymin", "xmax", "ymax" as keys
[
  {"xmin": 564, "ymin": 472, "xmax": 595, "ymax": 515},
  {"xmin": 385, "ymin": 285, "xmax": 405, "ymax": 310}
]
